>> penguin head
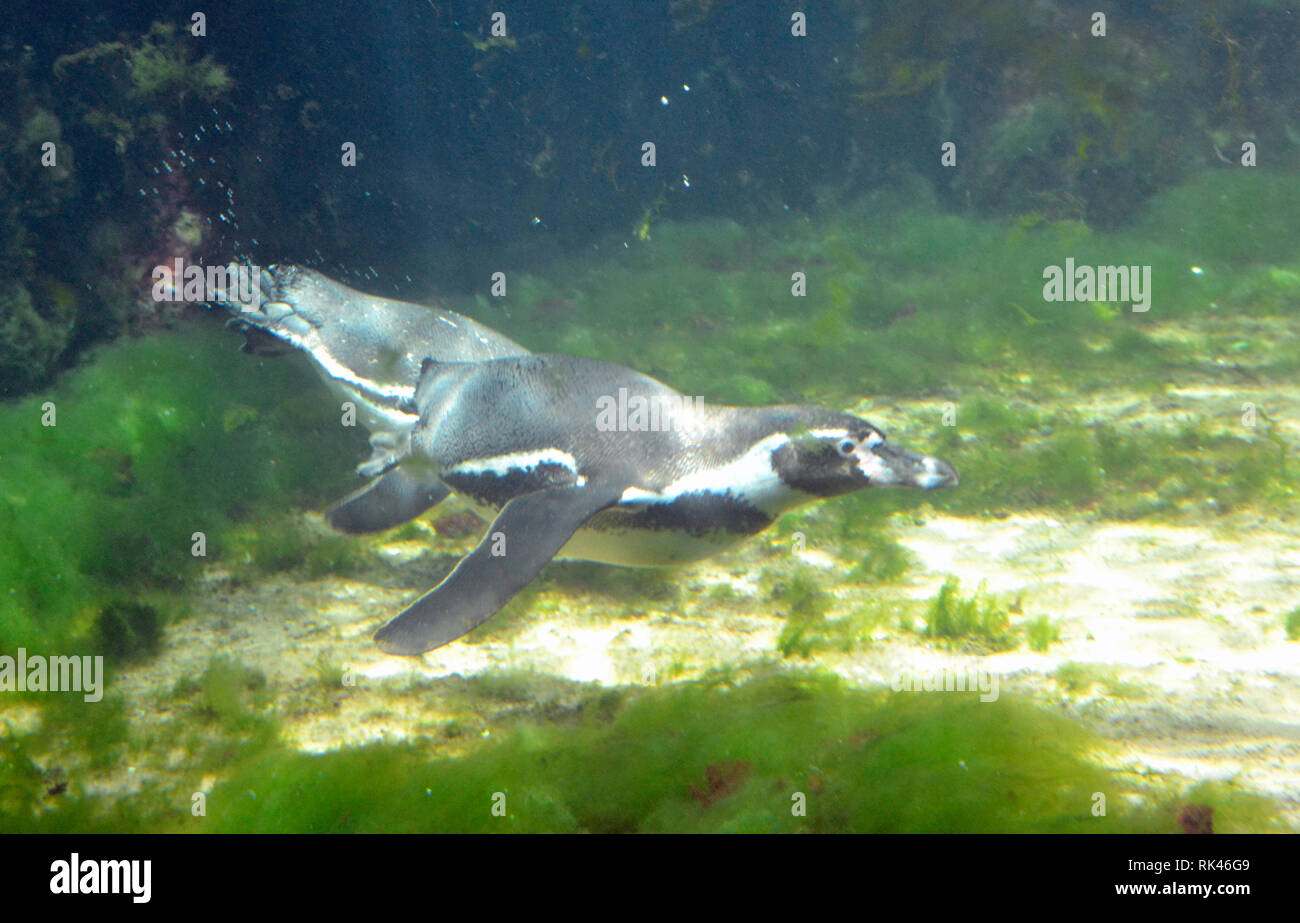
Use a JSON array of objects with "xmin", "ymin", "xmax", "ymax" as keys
[{"xmin": 773, "ymin": 415, "xmax": 958, "ymax": 496}]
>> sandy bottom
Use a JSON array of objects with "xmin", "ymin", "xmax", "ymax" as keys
[{"xmin": 101, "ymin": 500, "xmax": 1300, "ymax": 828}]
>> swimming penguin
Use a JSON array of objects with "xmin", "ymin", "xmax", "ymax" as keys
[
  {"xmin": 372, "ymin": 353, "xmax": 956, "ymax": 654},
  {"xmin": 217, "ymin": 264, "xmax": 528, "ymax": 526},
  {"xmin": 215, "ymin": 267, "xmax": 957, "ymax": 655}
]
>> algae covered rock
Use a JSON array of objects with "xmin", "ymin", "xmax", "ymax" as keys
[
  {"xmin": 15, "ymin": 108, "xmax": 76, "ymax": 215},
  {"xmin": 0, "ymin": 281, "xmax": 76, "ymax": 396}
]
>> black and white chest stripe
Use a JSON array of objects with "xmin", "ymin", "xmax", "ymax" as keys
[
  {"xmin": 433, "ymin": 422, "xmax": 912, "ymax": 542},
  {"xmin": 440, "ymin": 448, "xmax": 587, "ymax": 509}
]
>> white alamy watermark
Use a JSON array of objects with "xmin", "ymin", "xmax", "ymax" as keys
[
  {"xmin": 50, "ymin": 854, "xmax": 151, "ymax": 903},
  {"xmin": 596, "ymin": 387, "xmax": 704, "ymax": 432},
  {"xmin": 893, "ymin": 665, "xmax": 999, "ymax": 702},
  {"xmin": 1042, "ymin": 258, "xmax": 1151, "ymax": 312},
  {"xmin": 0, "ymin": 648, "xmax": 103, "ymax": 702},
  {"xmin": 152, "ymin": 258, "xmax": 262, "ymax": 305}
]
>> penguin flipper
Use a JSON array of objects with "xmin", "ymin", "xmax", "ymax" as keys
[
  {"xmin": 327, "ymin": 466, "xmax": 450, "ymax": 534},
  {"xmin": 374, "ymin": 480, "xmax": 627, "ymax": 655}
]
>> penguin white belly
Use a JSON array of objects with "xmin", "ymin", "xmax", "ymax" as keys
[
  {"xmin": 557, "ymin": 522, "xmax": 750, "ymax": 566},
  {"xmin": 452, "ymin": 494, "xmax": 751, "ymax": 565}
]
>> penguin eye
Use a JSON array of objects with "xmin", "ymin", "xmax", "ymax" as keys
[{"xmin": 837, "ymin": 438, "xmax": 857, "ymax": 457}]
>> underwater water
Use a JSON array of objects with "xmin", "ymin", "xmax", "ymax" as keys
[{"xmin": 1, "ymin": 0, "xmax": 1298, "ymax": 839}]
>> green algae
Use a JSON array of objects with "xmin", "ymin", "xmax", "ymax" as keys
[
  {"xmin": 778, "ymin": 598, "xmax": 904, "ymax": 658},
  {"xmin": 1025, "ymin": 614, "xmax": 1062, "ymax": 652},
  {"xmin": 52, "ymin": 22, "xmax": 232, "ymax": 108},
  {"xmin": 922, "ymin": 578, "xmax": 1015, "ymax": 653},
  {"xmin": 167, "ymin": 673, "xmax": 1288, "ymax": 833},
  {"xmin": 3, "ymin": 661, "xmax": 1289, "ymax": 833},
  {"xmin": 0, "ymin": 691, "xmax": 131, "ymax": 823},
  {"xmin": 125, "ymin": 23, "xmax": 233, "ymax": 101},
  {"xmin": 1054, "ymin": 662, "xmax": 1149, "ymax": 700},
  {"xmin": 762, "ymin": 563, "xmax": 1058, "ymax": 658},
  {"xmin": 933, "ymin": 404, "xmax": 1292, "ymax": 520},
  {"xmin": 1122, "ymin": 781, "xmax": 1288, "ymax": 836},
  {"xmin": 308, "ymin": 652, "xmax": 347, "ymax": 692},
  {"xmin": 196, "ymin": 655, "xmax": 270, "ymax": 730},
  {"xmin": 95, "ymin": 600, "xmax": 164, "ymax": 662},
  {"xmin": 226, "ymin": 514, "xmax": 364, "ymax": 579},
  {"xmin": 0, "ymin": 282, "xmax": 77, "ymax": 395},
  {"xmin": 1136, "ymin": 170, "xmax": 1300, "ymax": 268},
  {"xmin": 766, "ymin": 567, "xmax": 834, "ymax": 658},
  {"xmin": 0, "ymin": 321, "xmax": 362, "ymax": 654},
  {"xmin": 848, "ymin": 534, "xmax": 912, "ymax": 583},
  {"xmin": 500, "ymin": 168, "xmax": 1298, "ymax": 409}
]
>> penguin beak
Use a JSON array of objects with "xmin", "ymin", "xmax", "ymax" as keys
[{"xmin": 857, "ymin": 442, "xmax": 958, "ymax": 489}]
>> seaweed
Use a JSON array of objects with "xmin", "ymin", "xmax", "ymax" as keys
[
  {"xmin": 1024, "ymin": 614, "xmax": 1062, "ymax": 653},
  {"xmin": 0, "ymin": 322, "xmax": 361, "ymax": 653},
  {"xmin": 922, "ymin": 578, "xmax": 1016, "ymax": 652},
  {"xmin": 184, "ymin": 673, "xmax": 1291, "ymax": 834}
]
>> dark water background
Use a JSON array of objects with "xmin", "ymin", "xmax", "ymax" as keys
[{"xmin": 5, "ymin": 0, "xmax": 1297, "ymax": 387}]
